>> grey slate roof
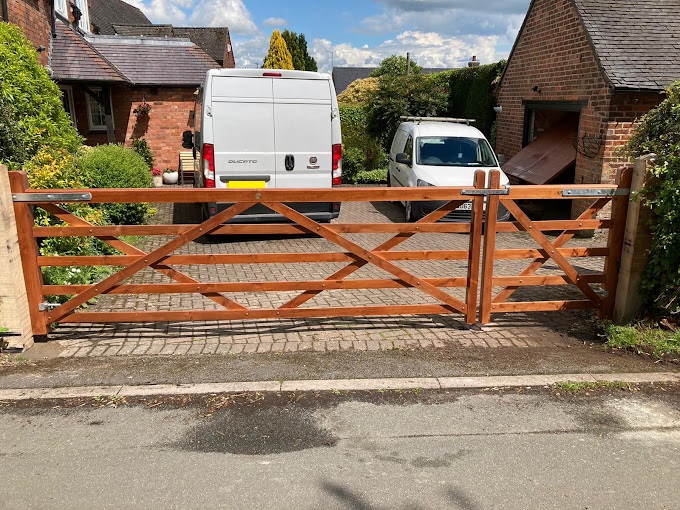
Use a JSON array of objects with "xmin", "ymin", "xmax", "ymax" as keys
[
  {"xmin": 332, "ymin": 67, "xmax": 452, "ymax": 95},
  {"xmin": 90, "ymin": 0, "xmax": 151, "ymax": 36},
  {"xmin": 574, "ymin": 0, "xmax": 680, "ymax": 90},
  {"xmin": 86, "ymin": 34, "xmax": 219, "ymax": 86},
  {"xmin": 51, "ymin": 20, "xmax": 125, "ymax": 83},
  {"xmin": 112, "ymin": 25, "xmax": 230, "ymax": 65}
]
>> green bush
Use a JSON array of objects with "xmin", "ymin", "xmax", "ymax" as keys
[
  {"xmin": 366, "ymin": 74, "xmax": 448, "ymax": 152},
  {"xmin": 445, "ymin": 61, "xmax": 506, "ymax": 138},
  {"xmin": 76, "ymin": 144, "xmax": 154, "ymax": 225},
  {"xmin": 626, "ymin": 81, "xmax": 680, "ymax": 315},
  {"xmin": 340, "ymin": 104, "xmax": 388, "ymax": 183},
  {"xmin": 131, "ymin": 138, "xmax": 154, "ymax": 169},
  {"xmin": 0, "ymin": 23, "xmax": 82, "ymax": 169},
  {"xmin": 354, "ymin": 168, "xmax": 388, "ymax": 184}
]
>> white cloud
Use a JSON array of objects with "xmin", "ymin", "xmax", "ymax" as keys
[
  {"xmin": 189, "ymin": 0, "xmax": 258, "ymax": 34},
  {"xmin": 311, "ymin": 31, "xmax": 501, "ymax": 73},
  {"xmin": 262, "ymin": 17, "xmax": 288, "ymax": 27},
  {"xmin": 130, "ymin": 0, "xmax": 258, "ymax": 35}
]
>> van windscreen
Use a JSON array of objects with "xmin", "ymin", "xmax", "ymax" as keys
[{"xmin": 416, "ymin": 137, "xmax": 497, "ymax": 167}]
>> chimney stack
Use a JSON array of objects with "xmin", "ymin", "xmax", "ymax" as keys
[{"xmin": 468, "ymin": 55, "xmax": 480, "ymax": 68}]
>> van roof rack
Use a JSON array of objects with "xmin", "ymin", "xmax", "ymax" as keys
[{"xmin": 400, "ymin": 116, "xmax": 476, "ymax": 125}]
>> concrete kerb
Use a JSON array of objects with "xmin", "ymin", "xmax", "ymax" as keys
[{"xmin": 0, "ymin": 372, "xmax": 678, "ymax": 401}]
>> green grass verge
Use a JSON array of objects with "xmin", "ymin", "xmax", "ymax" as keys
[
  {"xmin": 604, "ymin": 323, "xmax": 680, "ymax": 360},
  {"xmin": 553, "ymin": 380, "xmax": 633, "ymax": 393}
]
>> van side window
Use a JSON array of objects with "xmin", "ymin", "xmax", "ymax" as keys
[
  {"xmin": 404, "ymin": 136, "xmax": 413, "ymax": 160},
  {"xmin": 390, "ymin": 129, "xmax": 407, "ymax": 155}
]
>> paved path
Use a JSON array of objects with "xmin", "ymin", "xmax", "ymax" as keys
[{"xmin": 49, "ymin": 197, "xmax": 608, "ymax": 358}]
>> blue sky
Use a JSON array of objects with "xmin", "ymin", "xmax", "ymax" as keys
[{"xmin": 125, "ymin": 0, "xmax": 531, "ymax": 71}]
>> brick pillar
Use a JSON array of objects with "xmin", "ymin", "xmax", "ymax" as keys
[
  {"xmin": 614, "ymin": 155, "xmax": 654, "ymax": 323},
  {"xmin": 0, "ymin": 166, "xmax": 34, "ymax": 350}
]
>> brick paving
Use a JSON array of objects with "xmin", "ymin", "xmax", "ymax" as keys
[{"xmin": 50, "ymin": 191, "xmax": 608, "ymax": 357}]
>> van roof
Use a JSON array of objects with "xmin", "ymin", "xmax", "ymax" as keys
[
  {"xmin": 207, "ymin": 68, "xmax": 331, "ymax": 80},
  {"xmin": 401, "ymin": 121, "xmax": 485, "ymax": 139}
]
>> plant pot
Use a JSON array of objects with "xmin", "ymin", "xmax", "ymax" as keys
[
  {"xmin": 163, "ymin": 171, "xmax": 179, "ymax": 185},
  {"xmin": 152, "ymin": 175, "xmax": 163, "ymax": 187}
]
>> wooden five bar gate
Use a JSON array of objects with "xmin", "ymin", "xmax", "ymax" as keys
[{"xmin": 9, "ymin": 169, "xmax": 631, "ymax": 337}]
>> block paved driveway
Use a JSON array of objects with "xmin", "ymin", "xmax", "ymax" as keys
[{"xmin": 51, "ymin": 190, "xmax": 608, "ymax": 358}]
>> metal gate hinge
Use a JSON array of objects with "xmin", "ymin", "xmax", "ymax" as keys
[
  {"xmin": 12, "ymin": 192, "xmax": 92, "ymax": 203},
  {"xmin": 562, "ymin": 188, "xmax": 629, "ymax": 197},
  {"xmin": 39, "ymin": 302, "xmax": 60, "ymax": 312},
  {"xmin": 461, "ymin": 187, "xmax": 510, "ymax": 196}
]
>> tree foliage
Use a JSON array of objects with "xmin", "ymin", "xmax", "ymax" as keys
[
  {"xmin": 370, "ymin": 55, "xmax": 423, "ymax": 78},
  {"xmin": 366, "ymin": 74, "xmax": 448, "ymax": 151},
  {"xmin": 262, "ymin": 30, "xmax": 294, "ymax": 70},
  {"xmin": 0, "ymin": 23, "xmax": 82, "ymax": 169},
  {"xmin": 445, "ymin": 60, "xmax": 506, "ymax": 138},
  {"xmin": 337, "ymin": 77, "xmax": 379, "ymax": 105},
  {"xmin": 340, "ymin": 105, "xmax": 388, "ymax": 183},
  {"xmin": 281, "ymin": 30, "xmax": 317, "ymax": 71},
  {"xmin": 627, "ymin": 81, "xmax": 680, "ymax": 315}
]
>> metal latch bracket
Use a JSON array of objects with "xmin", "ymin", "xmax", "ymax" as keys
[{"xmin": 12, "ymin": 193, "xmax": 93, "ymax": 203}]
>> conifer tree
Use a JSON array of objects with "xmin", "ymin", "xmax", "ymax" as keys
[
  {"xmin": 262, "ymin": 30, "xmax": 294, "ymax": 70},
  {"xmin": 281, "ymin": 30, "xmax": 318, "ymax": 71}
]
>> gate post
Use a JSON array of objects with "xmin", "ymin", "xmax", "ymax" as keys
[
  {"xmin": 613, "ymin": 155, "xmax": 655, "ymax": 323},
  {"xmin": 0, "ymin": 168, "xmax": 35, "ymax": 349},
  {"xmin": 7, "ymin": 171, "xmax": 49, "ymax": 339}
]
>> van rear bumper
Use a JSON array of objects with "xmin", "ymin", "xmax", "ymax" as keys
[{"xmin": 208, "ymin": 202, "xmax": 340, "ymax": 223}]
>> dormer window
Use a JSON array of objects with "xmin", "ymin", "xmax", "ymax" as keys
[
  {"xmin": 55, "ymin": 0, "xmax": 68, "ymax": 17},
  {"xmin": 73, "ymin": 0, "xmax": 91, "ymax": 33},
  {"xmin": 54, "ymin": 0, "xmax": 90, "ymax": 33}
]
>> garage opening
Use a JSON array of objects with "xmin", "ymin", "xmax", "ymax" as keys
[{"xmin": 502, "ymin": 103, "xmax": 581, "ymax": 220}]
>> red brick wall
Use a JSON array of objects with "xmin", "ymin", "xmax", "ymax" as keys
[
  {"xmin": 4, "ymin": 0, "xmax": 52, "ymax": 66},
  {"xmin": 223, "ymin": 30, "xmax": 236, "ymax": 68},
  {"xmin": 73, "ymin": 85, "xmax": 197, "ymax": 171}
]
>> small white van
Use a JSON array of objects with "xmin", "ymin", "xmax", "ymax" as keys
[
  {"xmin": 388, "ymin": 117, "xmax": 510, "ymax": 222},
  {"xmin": 189, "ymin": 69, "xmax": 342, "ymax": 222}
]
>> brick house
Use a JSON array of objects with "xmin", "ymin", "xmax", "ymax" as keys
[
  {"xmin": 495, "ymin": 0, "xmax": 680, "ymax": 215},
  {"xmin": 1, "ymin": 0, "xmax": 235, "ymax": 170}
]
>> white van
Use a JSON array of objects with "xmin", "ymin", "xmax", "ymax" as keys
[
  {"xmin": 388, "ymin": 117, "xmax": 510, "ymax": 222},
  {"xmin": 190, "ymin": 69, "xmax": 342, "ymax": 222}
]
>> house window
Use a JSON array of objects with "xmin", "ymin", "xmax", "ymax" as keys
[
  {"xmin": 75, "ymin": 0, "xmax": 91, "ymax": 33},
  {"xmin": 54, "ymin": 0, "xmax": 68, "ymax": 17},
  {"xmin": 85, "ymin": 88, "xmax": 113, "ymax": 132},
  {"xmin": 59, "ymin": 86, "xmax": 76, "ymax": 126}
]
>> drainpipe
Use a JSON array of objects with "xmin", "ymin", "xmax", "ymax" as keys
[{"xmin": 2, "ymin": 0, "xmax": 10, "ymax": 22}]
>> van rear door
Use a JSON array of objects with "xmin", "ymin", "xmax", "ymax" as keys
[
  {"xmin": 273, "ymin": 78, "xmax": 332, "ymax": 189},
  {"xmin": 210, "ymin": 76, "xmax": 276, "ymax": 188}
]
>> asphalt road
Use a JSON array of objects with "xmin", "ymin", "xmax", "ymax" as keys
[{"xmin": 1, "ymin": 387, "xmax": 679, "ymax": 509}]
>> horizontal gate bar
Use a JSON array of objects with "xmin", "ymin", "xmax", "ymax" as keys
[
  {"xmin": 11, "ymin": 185, "xmax": 627, "ymax": 204},
  {"xmin": 492, "ymin": 274, "xmax": 605, "ymax": 286},
  {"xmin": 493, "ymin": 247, "xmax": 609, "ymax": 259},
  {"xmin": 43, "ymin": 277, "xmax": 470, "ymax": 295},
  {"xmin": 52, "ymin": 304, "xmax": 460, "ymax": 324},
  {"xmin": 489, "ymin": 300, "xmax": 593, "ymax": 313},
  {"xmin": 37, "ymin": 250, "xmax": 471, "ymax": 267}
]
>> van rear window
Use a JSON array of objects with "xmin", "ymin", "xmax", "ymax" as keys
[{"xmin": 416, "ymin": 137, "xmax": 497, "ymax": 167}]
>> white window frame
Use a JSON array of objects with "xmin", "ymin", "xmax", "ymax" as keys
[
  {"xmin": 76, "ymin": 0, "xmax": 91, "ymax": 33},
  {"xmin": 54, "ymin": 0, "xmax": 68, "ymax": 17},
  {"xmin": 59, "ymin": 86, "xmax": 77, "ymax": 126},
  {"xmin": 85, "ymin": 87, "xmax": 114, "ymax": 132}
]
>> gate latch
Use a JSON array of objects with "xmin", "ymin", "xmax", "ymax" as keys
[
  {"xmin": 461, "ymin": 187, "xmax": 510, "ymax": 196},
  {"xmin": 562, "ymin": 189, "xmax": 629, "ymax": 197},
  {"xmin": 12, "ymin": 192, "xmax": 93, "ymax": 203},
  {"xmin": 39, "ymin": 302, "xmax": 60, "ymax": 312}
]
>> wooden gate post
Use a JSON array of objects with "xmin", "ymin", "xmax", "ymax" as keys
[
  {"xmin": 8, "ymin": 171, "xmax": 49, "ymax": 338},
  {"xmin": 0, "ymin": 168, "xmax": 36, "ymax": 349},
  {"xmin": 614, "ymin": 155, "xmax": 655, "ymax": 323}
]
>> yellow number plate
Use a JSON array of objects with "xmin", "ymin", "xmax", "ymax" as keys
[{"xmin": 227, "ymin": 180, "xmax": 266, "ymax": 189}]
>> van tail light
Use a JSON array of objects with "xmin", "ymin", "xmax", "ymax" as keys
[
  {"xmin": 332, "ymin": 143, "xmax": 342, "ymax": 186},
  {"xmin": 202, "ymin": 143, "xmax": 215, "ymax": 188}
]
